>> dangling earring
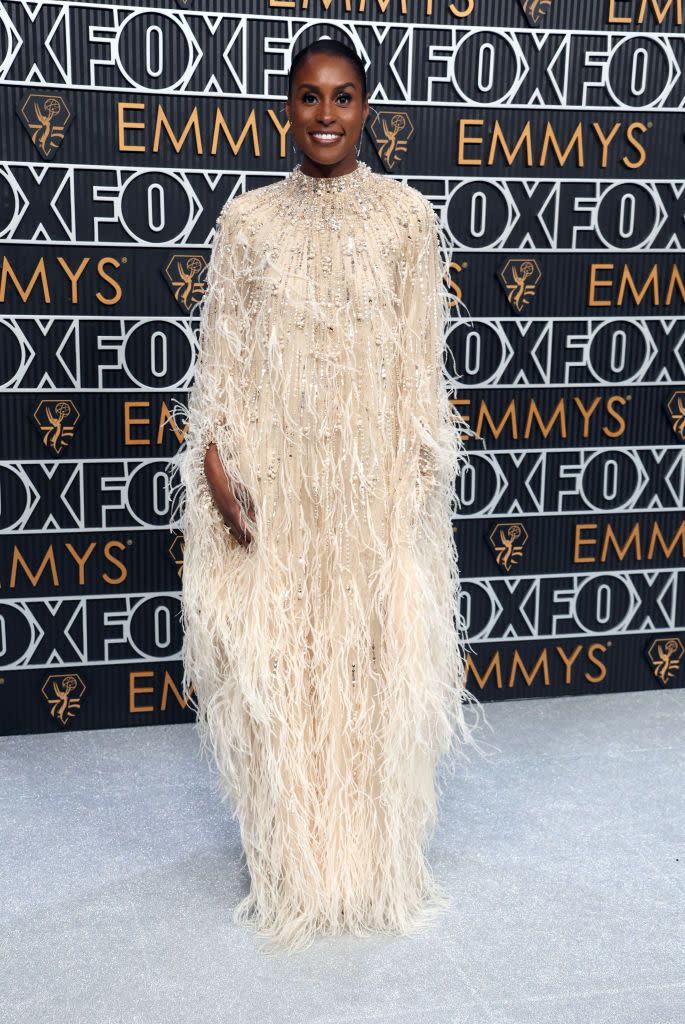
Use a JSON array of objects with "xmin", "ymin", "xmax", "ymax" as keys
[
  {"xmin": 356, "ymin": 119, "xmax": 367, "ymax": 158},
  {"xmin": 280, "ymin": 104, "xmax": 299, "ymax": 163}
]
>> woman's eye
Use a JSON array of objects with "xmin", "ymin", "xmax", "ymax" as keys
[{"xmin": 301, "ymin": 92, "xmax": 352, "ymax": 104}]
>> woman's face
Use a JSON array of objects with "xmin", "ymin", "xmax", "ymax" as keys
[{"xmin": 285, "ymin": 53, "xmax": 369, "ymax": 177}]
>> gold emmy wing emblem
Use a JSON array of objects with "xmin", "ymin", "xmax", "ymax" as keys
[
  {"xmin": 646, "ymin": 637, "xmax": 684, "ymax": 685},
  {"xmin": 499, "ymin": 258, "xmax": 542, "ymax": 313},
  {"xmin": 168, "ymin": 534, "xmax": 185, "ymax": 578},
  {"xmin": 666, "ymin": 391, "xmax": 685, "ymax": 439},
  {"xmin": 163, "ymin": 254, "xmax": 208, "ymax": 313},
  {"xmin": 33, "ymin": 399, "xmax": 80, "ymax": 454},
  {"xmin": 41, "ymin": 673, "xmax": 86, "ymax": 726},
  {"xmin": 488, "ymin": 522, "xmax": 528, "ymax": 572},
  {"xmin": 520, "ymin": 0, "xmax": 554, "ymax": 26},
  {"xmin": 17, "ymin": 92, "xmax": 74, "ymax": 160},
  {"xmin": 369, "ymin": 110, "xmax": 414, "ymax": 171}
]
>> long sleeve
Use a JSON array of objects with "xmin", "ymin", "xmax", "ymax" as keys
[
  {"xmin": 400, "ymin": 194, "xmax": 469, "ymax": 507},
  {"xmin": 185, "ymin": 199, "xmax": 248, "ymax": 470},
  {"xmin": 170, "ymin": 196, "xmax": 254, "ymax": 535},
  {"xmin": 169, "ymin": 195, "xmax": 256, "ymax": 725}
]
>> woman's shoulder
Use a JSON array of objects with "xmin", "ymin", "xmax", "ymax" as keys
[
  {"xmin": 371, "ymin": 172, "xmax": 436, "ymax": 238},
  {"xmin": 215, "ymin": 187, "xmax": 260, "ymax": 231}
]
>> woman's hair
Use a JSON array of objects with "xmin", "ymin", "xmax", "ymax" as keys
[{"xmin": 287, "ymin": 39, "xmax": 368, "ymax": 100}]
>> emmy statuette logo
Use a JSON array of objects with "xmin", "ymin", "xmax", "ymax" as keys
[
  {"xmin": 499, "ymin": 258, "xmax": 542, "ymax": 312},
  {"xmin": 33, "ymin": 399, "xmax": 80, "ymax": 454},
  {"xmin": 369, "ymin": 110, "xmax": 414, "ymax": 171},
  {"xmin": 519, "ymin": 0, "xmax": 554, "ymax": 26},
  {"xmin": 646, "ymin": 637, "xmax": 684, "ymax": 685},
  {"xmin": 488, "ymin": 522, "xmax": 529, "ymax": 572},
  {"xmin": 163, "ymin": 254, "xmax": 208, "ymax": 312},
  {"xmin": 168, "ymin": 535, "xmax": 185, "ymax": 578},
  {"xmin": 17, "ymin": 92, "xmax": 74, "ymax": 160},
  {"xmin": 666, "ymin": 391, "xmax": 685, "ymax": 439},
  {"xmin": 42, "ymin": 673, "xmax": 86, "ymax": 726}
]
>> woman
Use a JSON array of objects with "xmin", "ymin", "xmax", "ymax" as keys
[{"xmin": 175, "ymin": 38, "xmax": 488, "ymax": 953}]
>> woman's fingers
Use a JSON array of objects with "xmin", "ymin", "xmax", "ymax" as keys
[{"xmin": 204, "ymin": 442, "xmax": 255, "ymax": 548}]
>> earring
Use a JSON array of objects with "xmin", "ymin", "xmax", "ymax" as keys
[{"xmin": 356, "ymin": 119, "xmax": 367, "ymax": 158}]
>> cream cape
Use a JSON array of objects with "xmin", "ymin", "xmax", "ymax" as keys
[{"xmin": 173, "ymin": 159, "xmax": 488, "ymax": 952}]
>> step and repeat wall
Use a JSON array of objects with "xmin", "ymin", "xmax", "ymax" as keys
[{"xmin": 1, "ymin": 0, "xmax": 683, "ymax": 734}]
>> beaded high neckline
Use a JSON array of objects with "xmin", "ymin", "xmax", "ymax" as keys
[{"xmin": 290, "ymin": 160, "xmax": 372, "ymax": 194}]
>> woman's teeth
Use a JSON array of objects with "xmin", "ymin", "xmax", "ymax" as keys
[{"xmin": 310, "ymin": 132, "xmax": 342, "ymax": 142}]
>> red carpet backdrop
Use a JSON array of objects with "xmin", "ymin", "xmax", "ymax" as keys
[{"xmin": 0, "ymin": 0, "xmax": 684, "ymax": 734}]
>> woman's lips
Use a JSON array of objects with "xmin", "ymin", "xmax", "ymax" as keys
[{"xmin": 308, "ymin": 132, "xmax": 344, "ymax": 146}]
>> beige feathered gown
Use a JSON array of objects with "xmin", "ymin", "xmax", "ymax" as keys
[{"xmin": 174, "ymin": 160, "xmax": 487, "ymax": 952}]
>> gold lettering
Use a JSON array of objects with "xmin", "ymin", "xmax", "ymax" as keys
[
  {"xmin": 117, "ymin": 102, "xmax": 146, "ymax": 152},
  {"xmin": 586, "ymin": 643, "xmax": 608, "ymax": 683},
  {"xmin": 665, "ymin": 265, "xmax": 685, "ymax": 305},
  {"xmin": 124, "ymin": 401, "xmax": 151, "ymax": 446},
  {"xmin": 457, "ymin": 119, "xmax": 484, "ymax": 166},
  {"xmin": 153, "ymin": 106, "xmax": 203, "ymax": 155},
  {"xmin": 156, "ymin": 401, "xmax": 187, "ymax": 445},
  {"xmin": 603, "ymin": 395, "xmax": 627, "ymax": 436},
  {"xmin": 267, "ymin": 108, "xmax": 291, "ymax": 158},
  {"xmin": 638, "ymin": 0, "xmax": 683, "ymax": 23},
  {"xmin": 0, "ymin": 258, "xmax": 50, "ymax": 304},
  {"xmin": 624, "ymin": 122, "xmax": 648, "ymax": 169},
  {"xmin": 588, "ymin": 263, "xmax": 615, "ymax": 307},
  {"xmin": 572, "ymin": 396, "xmax": 602, "ymax": 437},
  {"xmin": 488, "ymin": 120, "xmax": 533, "ymax": 167},
  {"xmin": 607, "ymin": 0, "xmax": 632, "ymax": 21},
  {"xmin": 56, "ymin": 257, "xmax": 90, "ymax": 304},
  {"xmin": 211, "ymin": 108, "xmax": 260, "ymax": 157},
  {"xmin": 160, "ymin": 670, "xmax": 192, "ymax": 710},
  {"xmin": 96, "ymin": 258, "xmax": 123, "ymax": 305},
  {"xmin": 539, "ymin": 122, "xmax": 584, "ymax": 168},
  {"xmin": 465, "ymin": 651, "xmax": 502, "ymax": 691},
  {"xmin": 573, "ymin": 524, "xmax": 597, "ymax": 564},
  {"xmin": 9, "ymin": 547, "xmax": 58, "ymax": 588},
  {"xmin": 64, "ymin": 542, "xmax": 97, "ymax": 585},
  {"xmin": 647, "ymin": 521, "xmax": 685, "ymax": 559},
  {"xmin": 591, "ymin": 122, "xmax": 621, "ymax": 169},
  {"xmin": 476, "ymin": 400, "xmax": 517, "ymax": 440},
  {"xmin": 601, "ymin": 523, "xmax": 642, "ymax": 562},
  {"xmin": 509, "ymin": 650, "xmax": 551, "ymax": 689},
  {"xmin": 524, "ymin": 398, "xmax": 567, "ymax": 440},
  {"xmin": 555, "ymin": 645, "xmax": 584, "ymax": 684},
  {"xmin": 449, "ymin": 0, "xmax": 475, "ymax": 17},
  {"xmin": 103, "ymin": 540, "xmax": 128, "ymax": 586},
  {"xmin": 617, "ymin": 264, "xmax": 660, "ymax": 307},
  {"xmin": 130, "ymin": 670, "xmax": 155, "ymax": 713}
]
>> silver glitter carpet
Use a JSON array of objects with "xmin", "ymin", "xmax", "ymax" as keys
[{"xmin": 2, "ymin": 687, "xmax": 683, "ymax": 1024}]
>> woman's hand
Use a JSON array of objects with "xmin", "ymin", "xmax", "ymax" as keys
[{"xmin": 203, "ymin": 442, "xmax": 255, "ymax": 549}]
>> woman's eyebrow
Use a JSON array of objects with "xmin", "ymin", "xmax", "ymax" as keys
[{"xmin": 297, "ymin": 81, "xmax": 357, "ymax": 91}]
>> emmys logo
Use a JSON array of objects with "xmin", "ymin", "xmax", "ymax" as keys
[
  {"xmin": 17, "ymin": 92, "xmax": 74, "ymax": 160},
  {"xmin": 646, "ymin": 637, "xmax": 683, "ymax": 685},
  {"xmin": 42, "ymin": 673, "xmax": 85, "ymax": 725},
  {"xmin": 163, "ymin": 254, "xmax": 207, "ymax": 312},
  {"xmin": 667, "ymin": 391, "xmax": 685, "ymax": 439},
  {"xmin": 33, "ymin": 399, "xmax": 80, "ymax": 454},
  {"xmin": 499, "ymin": 258, "xmax": 542, "ymax": 312},
  {"xmin": 369, "ymin": 110, "xmax": 414, "ymax": 170},
  {"xmin": 488, "ymin": 522, "xmax": 528, "ymax": 572},
  {"xmin": 519, "ymin": 0, "xmax": 553, "ymax": 26},
  {"xmin": 168, "ymin": 534, "xmax": 184, "ymax": 577}
]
